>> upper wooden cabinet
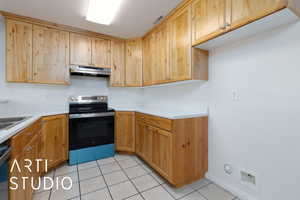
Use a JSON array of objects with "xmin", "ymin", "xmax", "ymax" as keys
[
  {"xmin": 142, "ymin": 34, "xmax": 155, "ymax": 86},
  {"xmin": 70, "ymin": 33, "xmax": 112, "ymax": 68},
  {"xmin": 230, "ymin": 0, "xmax": 287, "ymax": 30},
  {"xmin": 92, "ymin": 38, "xmax": 111, "ymax": 68},
  {"xmin": 154, "ymin": 23, "xmax": 170, "ymax": 83},
  {"xmin": 6, "ymin": 19, "xmax": 32, "ymax": 82},
  {"xmin": 33, "ymin": 25, "xmax": 70, "ymax": 84},
  {"xmin": 191, "ymin": 0, "xmax": 226, "ymax": 44},
  {"xmin": 115, "ymin": 111, "xmax": 135, "ymax": 152},
  {"xmin": 110, "ymin": 40, "xmax": 126, "ymax": 87},
  {"xmin": 70, "ymin": 33, "xmax": 92, "ymax": 66},
  {"xmin": 41, "ymin": 114, "xmax": 68, "ymax": 171},
  {"xmin": 125, "ymin": 39, "xmax": 143, "ymax": 87},
  {"xmin": 169, "ymin": 4, "xmax": 192, "ymax": 81}
]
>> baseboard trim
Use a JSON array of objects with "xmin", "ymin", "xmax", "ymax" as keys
[{"xmin": 205, "ymin": 173, "xmax": 258, "ymax": 200}]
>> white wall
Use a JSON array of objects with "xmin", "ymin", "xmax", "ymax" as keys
[
  {"xmin": 141, "ymin": 21, "xmax": 300, "ymax": 200},
  {"xmin": 0, "ymin": 18, "xmax": 141, "ymax": 117}
]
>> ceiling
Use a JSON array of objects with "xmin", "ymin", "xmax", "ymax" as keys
[{"xmin": 0, "ymin": 0, "xmax": 182, "ymax": 39}]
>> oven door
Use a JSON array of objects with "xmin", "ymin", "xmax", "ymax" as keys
[{"xmin": 69, "ymin": 112, "xmax": 115, "ymax": 150}]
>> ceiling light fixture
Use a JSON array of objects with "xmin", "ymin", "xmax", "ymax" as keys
[{"xmin": 86, "ymin": 0, "xmax": 123, "ymax": 25}]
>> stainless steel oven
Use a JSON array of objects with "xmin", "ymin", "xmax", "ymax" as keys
[{"xmin": 68, "ymin": 96, "xmax": 115, "ymax": 165}]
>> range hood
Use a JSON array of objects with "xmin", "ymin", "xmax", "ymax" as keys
[{"xmin": 70, "ymin": 65, "xmax": 111, "ymax": 77}]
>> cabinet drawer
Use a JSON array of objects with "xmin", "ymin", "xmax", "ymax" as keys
[
  {"xmin": 136, "ymin": 113, "xmax": 172, "ymax": 131},
  {"xmin": 11, "ymin": 119, "xmax": 41, "ymax": 156}
]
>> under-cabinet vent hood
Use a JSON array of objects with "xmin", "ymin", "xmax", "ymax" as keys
[{"xmin": 70, "ymin": 66, "xmax": 111, "ymax": 77}]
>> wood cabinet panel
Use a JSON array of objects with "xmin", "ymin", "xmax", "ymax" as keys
[
  {"xmin": 142, "ymin": 34, "xmax": 154, "ymax": 85},
  {"xmin": 110, "ymin": 40, "xmax": 125, "ymax": 87},
  {"xmin": 192, "ymin": 0, "xmax": 226, "ymax": 44},
  {"xmin": 169, "ymin": 5, "xmax": 192, "ymax": 81},
  {"xmin": 32, "ymin": 25, "xmax": 70, "ymax": 85},
  {"xmin": 92, "ymin": 38, "xmax": 111, "ymax": 68},
  {"xmin": 125, "ymin": 39, "xmax": 143, "ymax": 86},
  {"xmin": 136, "ymin": 112, "xmax": 172, "ymax": 131},
  {"xmin": 6, "ymin": 19, "xmax": 32, "ymax": 82},
  {"xmin": 135, "ymin": 121, "xmax": 153, "ymax": 163},
  {"xmin": 70, "ymin": 33, "xmax": 92, "ymax": 66},
  {"xmin": 41, "ymin": 114, "xmax": 68, "ymax": 171},
  {"xmin": 115, "ymin": 112, "xmax": 135, "ymax": 152},
  {"xmin": 9, "ymin": 120, "xmax": 41, "ymax": 200},
  {"xmin": 154, "ymin": 23, "xmax": 170, "ymax": 83},
  {"xmin": 152, "ymin": 128, "xmax": 173, "ymax": 179},
  {"xmin": 230, "ymin": 0, "xmax": 287, "ymax": 30}
]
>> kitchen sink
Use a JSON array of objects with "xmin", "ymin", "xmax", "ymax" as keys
[{"xmin": 0, "ymin": 117, "xmax": 30, "ymax": 130}]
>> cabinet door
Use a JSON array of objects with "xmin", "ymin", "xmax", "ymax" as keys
[
  {"xmin": 142, "ymin": 34, "xmax": 155, "ymax": 86},
  {"xmin": 115, "ymin": 112, "xmax": 135, "ymax": 152},
  {"xmin": 6, "ymin": 19, "xmax": 32, "ymax": 82},
  {"xmin": 33, "ymin": 25, "xmax": 70, "ymax": 85},
  {"xmin": 92, "ymin": 38, "xmax": 111, "ymax": 68},
  {"xmin": 41, "ymin": 114, "xmax": 68, "ymax": 170},
  {"xmin": 169, "ymin": 5, "xmax": 192, "ymax": 81},
  {"xmin": 230, "ymin": 0, "xmax": 286, "ymax": 30},
  {"xmin": 125, "ymin": 39, "xmax": 143, "ymax": 86},
  {"xmin": 135, "ymin": 122, "xmax": 153, "ymax": 162},
  {"xmin": 154, "ymin": 23, "xmax": 170, "ymax": 84},
  {"xmin": 152, "ymin": 128, "xmax": 173, "ymax": 179},
  {"xmin": 70, "ymin": 33, "xmax": 92, "ymax": 66},
  {"xmin": 110, "ymin": 40, "xmax": 125, "ymax": 87},
  {"xmin": 9, "ymin": 153, "xmax": 26, "ymax": 200},
  {"xmin": 135, "ymin": 121, "xmax": 144, "ymax": 157},
  {"xmin": 192, "ymin": 0, "xmax": 226, "ymax": 44}
]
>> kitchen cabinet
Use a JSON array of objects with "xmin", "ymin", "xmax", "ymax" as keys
[
  {"xmin": 6, "ymin": 19, "xmax": 32, "ymax": 83},
  {"xmin": 110, "ymin": 40, "xmax": 126, "ymax": 87},
  {"xmin": 230, "ymin": 0, "xmax": 287, "ymax": 30},
  {"xmin": 153, "ymin": 23, "xmax": 170, "ymax": 84},
  {"xmin": 40, "ymin": 114, "xmax": 68, "ymax": 171},
  {"xmin": 70, "ymin": 33, "xmax": 112, "ymax": 68},
  {"xmin": 142, "ymin": 34, "xmax": 155, "ymax": 86},
  {"xmin": 191, "ymin": 0, "xmax": 226, "ymax": 44},
  {"xmin": 169, "ymin": 4, "xmax": 192, "ymax": 81},
  {"xmin": 70, "ymin": 33, "xmax": 92, "ymax": 66},
  {"xmin": 32, "ymin": 25, "xmax": 70, "ymax": 85},
  {"xmin": 115, "ymin": 112, "xmax": 135, "ymax": 152},
  {"xmin": 135, "ymin": 112, "xmax": 208, "ymax": 187},
  {"xmin": 135, "ymin": 121, "xmax": 153, "ymax": 163},
  {"xmin": 10, "ymin": 120, "xmax": 42, "ymax": 200},
  {"xmin": 92, "ymin": 38, "xmax": 111, "ymax": 68},
  {"xmin": 125, "ymin": 39, "xmax": 143, "ymax": 87},
  {"xmin": 152, "ymin": 127, "xmax": 173, "ymax": 179}
]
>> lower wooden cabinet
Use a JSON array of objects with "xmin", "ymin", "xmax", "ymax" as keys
[
  {"xmin": 135, "ymin": 112, "xmax": 208, "ymax": 187},
  {"xmin": 115, "ymin": 112, "xmax": 135, "ymax": 152},
  {"xmin": 116, "ymin": 111, "xmax": 208, "ymax": 187},
  {"xmin": 40, "ymin": 114, "xmax": 68, "ymax": 171},
  {"xmin": 9, "ymin": 120, "xmax": 42, "ymax": 200},
  {"xmin": 9, "ymin": 114, "xmax": 68, "ymax": 200}
]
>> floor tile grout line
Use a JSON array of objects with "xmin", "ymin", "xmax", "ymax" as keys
[
  {"xmin": 114, "ymin": 156, "xmax": 147, "ymax": 200},
  {"xmin": 96, "ymin": 158, "xmax": 115, "ymax": 200},
  {"xmin": 47, "ymin": 168, "xmax": 56, "ymax": 200},
  {"xmin": 76, "ymin": 164, "xmax": 82, "ymax": 200}
]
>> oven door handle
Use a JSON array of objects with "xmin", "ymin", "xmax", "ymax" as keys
[{"xmin": 69, "ymin": 112, "xmax": 115, "ymax": 119}]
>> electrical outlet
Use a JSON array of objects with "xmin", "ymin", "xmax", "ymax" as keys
[
  {"xmin": 232, "ymin": 90, "xmax": 240, "ymax": 101},
  {"xmin": 241, "ymin": 171, "xmax": 256, "ymax": 186}
]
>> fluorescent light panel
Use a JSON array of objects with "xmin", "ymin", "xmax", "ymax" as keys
[{"xmin": 86, "ymin": 0, "xmax": 123, "ymax": 25}]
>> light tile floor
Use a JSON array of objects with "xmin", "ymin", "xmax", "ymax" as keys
[{"xmin": 33, "ymin": 154, "xmax": 239, "ymax": 200}]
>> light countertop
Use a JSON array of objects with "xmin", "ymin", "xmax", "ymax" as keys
[
  {"xmin": 111, "ymin": 106, "xmax": 208, "ymax": 119},
  {"xmin": 0, "ymin": 111, "xmax": 68, "ymax": 144}
]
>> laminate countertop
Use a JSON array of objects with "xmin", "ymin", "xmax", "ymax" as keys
[
  {"xmin": 0, "ymin": 111, "xmax": 67, "ymax": 144},
  {"xmin": 111, "ymin": 106, "xmax": 208, "ymax": 119}
]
